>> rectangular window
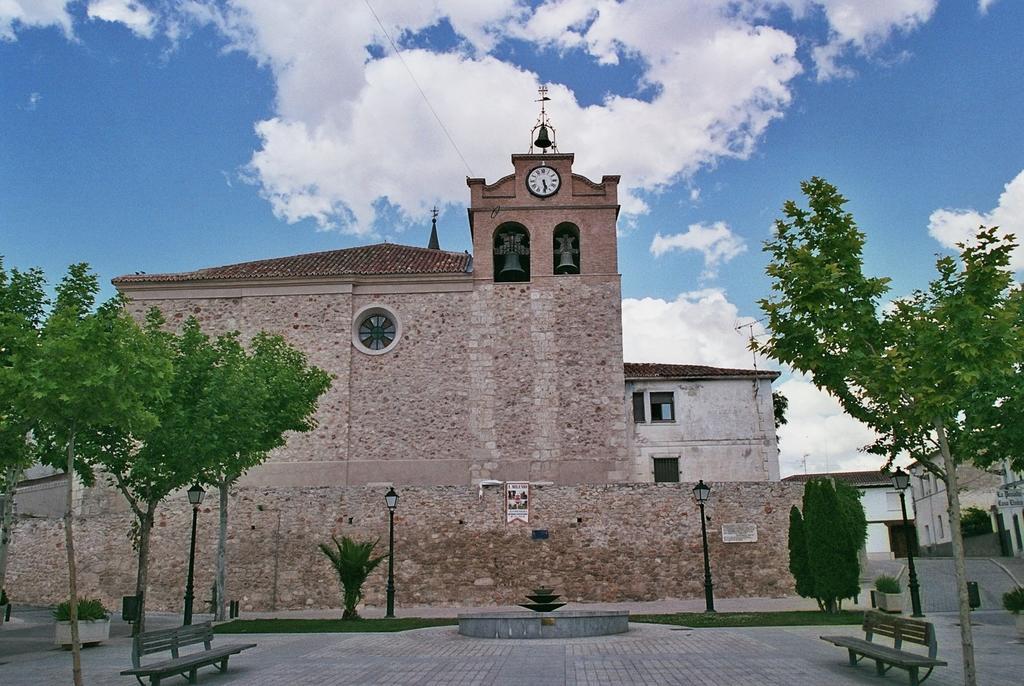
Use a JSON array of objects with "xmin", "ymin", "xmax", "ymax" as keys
[
  {"xmin": 653, "ymin": 457, "xmax": 680, "ymax": 483},
  {"xmin": 650, "ymin": 392, "xmax": 675, "ymax": 422},
  {"xmin": 937, "ymin": 515, "xmax": 945, "ymax": 539},
  {"xmin": 886, "ymin": 492, "xmax": 901, "ymax": 512},
  {"xmin": 632, "ymin": 392, "xmax": 646, "ymax": 423}
]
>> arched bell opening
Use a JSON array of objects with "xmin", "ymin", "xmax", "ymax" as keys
[
  {"xmin": 553, "ymin": 223, "xmax": 580, "ymax": 275},
  {"xmin": 493, "ymin": 223, "xmax": 531, "ymax": 283}
]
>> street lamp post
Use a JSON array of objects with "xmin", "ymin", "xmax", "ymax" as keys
[
  {"xmin": 384, "ymin": 487, "xmax": 399, "ymax": 619},
  {"xmin": 891, "ymin": 467, "xmax": 924, "ymax": 617},
  {"xmin": 692, "ymin": 480, "xmax": 715, "ymax": 613},
  {"xmin": 183, "ymin": 484, "xmax": 205, "ymax": 625}
]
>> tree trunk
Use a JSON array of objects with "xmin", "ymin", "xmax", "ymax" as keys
[
  {"xmin": 0, "ymin": 466, "xmax": 21, "ymax": 594},
  {"xmin": 935, "ymin": 418, "xmax": 977, "ymax": 686},
  {"xmin": 133, "ymin": 502, "xmax": 156, "ymax": 636},
  {"xmin": 215, "ymin": 479, "xmax": 229, "ymax": 621},
  {"xmin": 64, "ymin": 434, "xmax": 83, "ymax": 686}
]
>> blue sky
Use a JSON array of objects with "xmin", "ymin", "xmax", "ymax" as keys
[{"xmin": 2, "ymin": 1, "xmax": 1022, "ymax": 475}]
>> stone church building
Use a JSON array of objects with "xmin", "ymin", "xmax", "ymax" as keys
[
  {"xmin": 8, "ymin": 136, "xmax": 797, "ymax": 612},
  {"xmin": 111, "ymin": 150, "xmax": 780, "ymax": 489}
]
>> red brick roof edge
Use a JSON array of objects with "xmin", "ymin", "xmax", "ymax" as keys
[
  {"xmin": 623, "ymin": 362, "xmax": 779, "ymax": 380},
  {"xmin": 781, "ymin": 470, "xmax": 893, "ymax": 487},
  {"xmin": 112, "ymin": 243, "xmax": 473, "ymax": 284}
]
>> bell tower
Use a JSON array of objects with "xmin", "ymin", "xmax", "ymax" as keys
[{"xmin": 464, "ymin": 90, "xmax": 629, "ymax": 485}]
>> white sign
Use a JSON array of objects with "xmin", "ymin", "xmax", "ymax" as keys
[
  {"xmin": 506, "ymin": 482, "xmax": 530, "ymax": 523},
  {"xmin": 997, "ymin": 486, "xmax": 1024, "ymax": 508},
  {"xmin": 721, "ymin": 523, "xmax": 757, "ymax": 543}
]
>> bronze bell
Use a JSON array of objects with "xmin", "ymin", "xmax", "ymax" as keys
[
  {"xmin": 556, "ymin": 250, "xmax": 578, "ymax": 274},
  {"xmin": 534, "ymin": 125, "xmax": 553, "ymax": 150},
  {"xmin": 499, "ymin": 252, "xmax": 526, "ymax": 276}
]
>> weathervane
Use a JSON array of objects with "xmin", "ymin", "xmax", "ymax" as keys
[{"xmin": 530, "ymin": 85, "xmax": 558, "ymax": 153}]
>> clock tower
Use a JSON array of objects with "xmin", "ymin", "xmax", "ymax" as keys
[{"xmin": 463, "ymin": 98, "xmax": 629, "ymax": 484}]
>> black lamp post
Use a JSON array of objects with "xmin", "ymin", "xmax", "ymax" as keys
[
  {"xmin": 891, "ymin": 467, "xmax": 923, "ymax": 617},
  {"xmin": 692, "ymin": 480, "xmax": 715, "ymax": 613},
  {"xmin": 183, "ymin": 484, "xmax": 205, "ymax": 625},
  {"xmin": 384, "ymin": 487, "xmax": 399, "ymax": 618}
]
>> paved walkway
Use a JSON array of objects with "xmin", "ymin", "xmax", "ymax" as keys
[{"xmin": 2, "ymin": 602, "xmax": 1021, "ymax": 685}]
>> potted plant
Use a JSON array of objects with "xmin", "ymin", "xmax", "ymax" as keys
[
  {"xmin": 53, "ymin": 598, "xmax": 111, "ymax": 647},
  {"xmin": 1003, "ymin": 586, "xmax": 1024, "ymax": 641},
  {"xmin": 0, "ymin": 588, "xmax": 8, "ymax": 626},
  {"xmin": 874, "ymin": 575, "xmax": 904, "ymax": 613}
]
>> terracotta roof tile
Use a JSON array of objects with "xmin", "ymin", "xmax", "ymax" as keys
[
  {"xmin": 623, "ymin": 362, "xmax": 779, "ymax": 380},
  {"xmin": 781, "ymin": 470, "xmax": 894, "ymax": 487},
  {"xmin": 112, "ymin": 243, "xmax": 472, "ymax": 284}
]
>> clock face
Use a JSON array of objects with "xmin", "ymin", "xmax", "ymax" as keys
[{"xmin": 527, "ymin": 165, "xmax": 561, "ymax": 197}]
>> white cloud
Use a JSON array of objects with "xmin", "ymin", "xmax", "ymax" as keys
[
  {"xmin": 622, "ymin": 289, "xmax": 882, "ymax": 477},
  {"xmin": 650, "ymin": 221, "xmax": 746, "ymax": 280},
  {"xmin": 775, "ymin": 374, "xmax": 881, "ymax": 477},
  {"xmin": 0, "ymin": 0, "xmax": 73, "ymax": 41},
  {"xmin": 928, "ymin": 169, "xmax": 1024, "ymax": 270},
  {"xmin": 978, "ymin": 0, "xmax": 1000, "ymax": 14},
  {"xmin": 87, "ymin": 0, "xmax": 156, "ymax": 38},
  {"xmin": 807, "ymin": 0, "xmax": 937, "ymax": 81}
]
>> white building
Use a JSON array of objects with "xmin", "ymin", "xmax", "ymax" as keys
[
  {"xmin": 908, "ymin": 460, "xmax": 1002, "ymax": 557},
  {"xmin": 995, "ymin": 459, "xmax": 1024, "ymax": 557},
  {"xmin": 783, "ymin": 471, "xmax": 914, "ymax": 560}
]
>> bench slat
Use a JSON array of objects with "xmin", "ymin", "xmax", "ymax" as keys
[{"xmin": 821, "ymin": 636, "xmax": 947, "ymax": 667}]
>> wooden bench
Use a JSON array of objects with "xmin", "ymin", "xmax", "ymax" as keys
[
  {"xmin": 821, "ymin": 611, "xmax": 947, "ymax": 686},
  {"xmin": 120, "ymin": 622, "xmax": 256, "ymax": 686}
]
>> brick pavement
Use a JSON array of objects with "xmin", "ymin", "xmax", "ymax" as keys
[{"xmin": 2, "ymin": 610, "xmax": 1021, "ymax": 686}]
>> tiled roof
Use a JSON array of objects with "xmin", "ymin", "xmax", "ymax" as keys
[
  {"xmin": 782, "ymin": 470, "xmax": 894, "ymax": 487},
  {"xmin": 623, "ymin": 362, "xmax": 779, "ymax": 380},
  {"xmin": 112, "ymin": 243, "xmax": 472, "ymax": 284}
]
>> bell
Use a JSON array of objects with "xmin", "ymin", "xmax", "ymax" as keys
[
  {"xmin": 499, "ymin": 252, "xmax": 526, "ymax": 277},
  {"xmin": 534, "ymin": 125, "xmax": 553, "ymax": 150},
  {"xmin": 556, "ymin": 250, "xmax": 578, "ymax": 274}
]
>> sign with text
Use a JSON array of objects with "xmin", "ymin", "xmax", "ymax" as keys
[
  {"xmin": 506, "ymin": 482, "xmax": 530, "ymax": 523},
  {"xmin": 997, "ymin": 485, "xmax": 1024, "ymax": 508},
  {"xmin": 721, "ymin": 523, "xmax": 758, "ymax": 543}
]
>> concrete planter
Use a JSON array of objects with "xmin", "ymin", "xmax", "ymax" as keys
[
  {"xmin": 876, "ymin": 592, "xmax": 904, "ymax": 613},
  {"xmin": 54, "ymin": 619, "xmax": 110, "ymax": 647}
]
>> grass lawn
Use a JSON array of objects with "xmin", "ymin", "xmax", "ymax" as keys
[
  {"xmin": 632, "ymin": 610, "xmax": 863, "ymax": 628},
  {"xmin": 213, "ymin": 617, "xmax": 458, "ymax": 634},
  {"xmin": 214, "ymin": 611, "xmax": 863, "ymax": 633}
]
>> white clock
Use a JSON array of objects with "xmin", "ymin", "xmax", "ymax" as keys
[{"xmin": 526, "ymin": 165, "xmax": 560, "ymax": 197}]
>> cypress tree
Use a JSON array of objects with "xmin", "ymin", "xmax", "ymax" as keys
[
  {"xmin": 788, "ymin": 505, "xmax": 814, "ymax": 599},
  {"xmin": 803, "ymin": 478, "xmax": 854, "ymax": 612}
]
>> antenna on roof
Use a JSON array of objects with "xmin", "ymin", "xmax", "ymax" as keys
[
  {"xmin": 530, "ymin": 85, "xmax": 558, "ymax": 153},
  {"xmin": 428, "ymin": 206, "xmax": 440, "ymax": 250}
]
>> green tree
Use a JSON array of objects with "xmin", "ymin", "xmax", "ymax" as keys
[
  {"xmin": 0, "ymin": 259, "xmax": 46, "ymax": 596},
  {"xmin": 318, "ymin": 535, "xmax": 386, "ymax": 619},
  {"xmin": 801, "ymin": 478, "xmax": 860, "ymax": 612},
  {"xmin": 198, "ymin": 330, "xmax": 331, "ymax": 621},
  {"xmin": 960, "ymin": 507, "xmax": 992, "ymax": 537},
  {"xmin": 82, "ymin": 314, "xmax": 220, "ymax": 634},
  {"xmin": 787, "ymin": 504, "xmax": 814, "ymax": 599},
  {"xmin": 755, "ymin": 177, "xmax": 1024, "ymax": 685},
  {"xmin": 15, "ymin": 265, "xmax": 170, "ymax": 686}
]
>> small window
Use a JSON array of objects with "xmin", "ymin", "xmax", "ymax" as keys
[
  {"xmin": 653, "ymin": 458, "xmax": 680, "ymax": 483},
  {"xmin": 650, "ymin": 392, "xmax": 675, "ymax": 422},
  {"xmin": 352, "ymin": 305, "xmax": 402, "ymax": 355},
  {"xmin": 632, "ymin": 392, "xmax": 645, "ymax": 423},
  {"xmin": 886, "ymin": 492, "xmax": 901, "ymax": 512},
  {"xmin": 937, "ymin": 515, "xmax": 944, "ymax": 539}
]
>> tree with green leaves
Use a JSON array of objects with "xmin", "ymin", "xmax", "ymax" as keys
[
  {"xmin": 787, "ymin": 505, "xmax": 814, "ymax": 599},
  {"xmin": 81, "ymin": 313, "xmax": 222, "ymax": 634},
  {"xmin": 14, "ymin": 264, "xmax": 170, "ymax": 686},
  {"xmin": 756, "ymin": 177, "xmax": 1024, "ymax": 685},
  {"xmin": 0, "ymin": 259, "xmax": 46, "ymax": 596},
  {"xmin": 319, "ymin": 535, "xmax": 386, "ymax": 619},
  {"xmin": 204, "ymin": 332, "xmax": 331, "ymax": 621},
  {"xmin": 800, "ymin": 478, "xmax": 860, "ymax": 612}
]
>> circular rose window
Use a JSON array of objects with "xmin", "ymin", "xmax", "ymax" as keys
[{"xmin": 352, "ymin": 305, "xmax": 402, "ymax": 355}]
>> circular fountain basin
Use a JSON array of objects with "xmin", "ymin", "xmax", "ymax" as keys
[{"xmin": 457, "ymin": 610, "xmax": 629, "ymax": 639}]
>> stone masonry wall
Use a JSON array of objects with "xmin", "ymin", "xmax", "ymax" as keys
[{"xmin": 6, "ymin": 482, "xmax": 802, "ymax": 612}]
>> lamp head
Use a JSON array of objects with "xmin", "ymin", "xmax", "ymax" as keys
[
  {"xmin": 891, "ymin": 467, "xmax": 910, "ymax": 491},
  {"xmin": 384, "ymin": 486, "xmax": 399, "ymax": 512},
  {"xmin": 692, "ymin": 479, "xmax": 711, "ymax": 505},
  {"xmin": 187, "ymin": 483, "xmax": 206, "ymax": 506}
]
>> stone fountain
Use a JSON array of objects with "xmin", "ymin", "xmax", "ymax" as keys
[{"xmin": 457, "ymin": 588, "xmax": 629, "ymax": 639}]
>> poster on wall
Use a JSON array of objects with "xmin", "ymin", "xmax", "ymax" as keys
[{"xmin": 506, "ymin": 482, "xmax": 530, "ymax": 523}]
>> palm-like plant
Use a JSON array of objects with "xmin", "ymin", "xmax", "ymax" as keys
[{"xmin": 318, "ymin": 535, "xmax": 386, "ymax": 619}]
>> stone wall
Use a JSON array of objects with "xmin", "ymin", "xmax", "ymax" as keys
[{"xmin": 6, "ymin": 482, "xmax": 802, "ymax": 612}]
